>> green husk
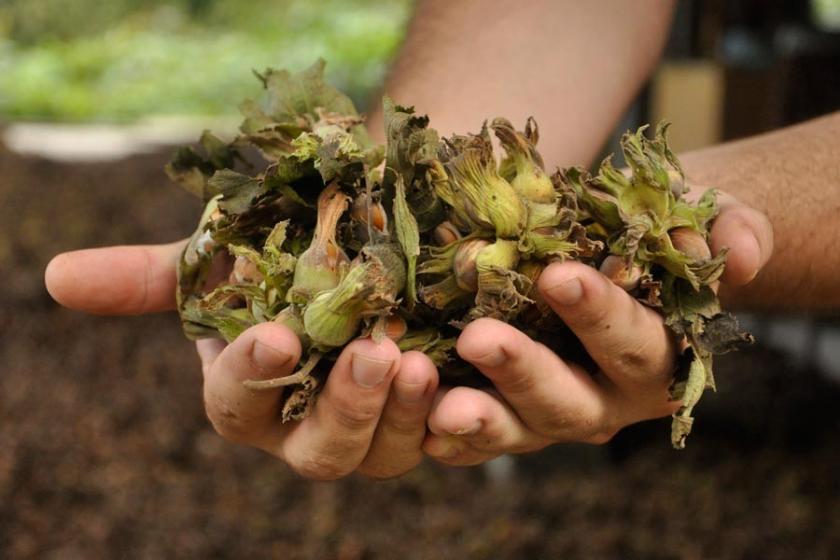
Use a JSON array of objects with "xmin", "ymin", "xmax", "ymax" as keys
[{"xmin": 392, "ymin": 176, "xmax": 420, "ymax": 309}]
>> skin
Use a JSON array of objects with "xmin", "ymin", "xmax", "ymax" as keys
[
  {"xmin": 681, "ymin": 112, "xmax": 840, "ymax": 311},
  {"xmin": 45, "ymin": 0, "xmax": 834, "ymax": 474},
  {"xmin": 46, "ymin": 244, "xmax": 439, "ymax": 480},
  {"xmin": 367, "ymin": 0, "xmax": 675, "ymax": 168}
]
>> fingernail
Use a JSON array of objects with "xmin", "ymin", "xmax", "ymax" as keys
[
  {"xmin": 545, "ymin": 277, "xmax": 583, "ymax": 305},
  {"xmin": 429, "ymin": 438, "xmax": 461, "ymax": 459},
  {"xmin": 252, "ymin": 340, "xmax": 293, "ymax": 370},
  {"xmin": 351, "ymin": 354, "xmax": 393, "ymax": 388},
  {"xmin": 737, "ymin": 230, "xmax": 762, "ymax": 283},
  {"xmin": 471, "ymin": 347, "xmax": 507, "ymax": 368},
  {"xmin": 394, "ymin": 379, "xmax": 429, "ymax": 404},
  {"xmin": 450, "ymin": 420, "xmax": 482, "ymax": 437}
]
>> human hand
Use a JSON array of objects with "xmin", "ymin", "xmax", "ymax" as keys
[
  {"xmin": 422, "ymin": 192, "xmax": 774, "ymax": 464},
  {"xmin": 45, "ymin": 242, "xmax": 439, "ymax": 480}
]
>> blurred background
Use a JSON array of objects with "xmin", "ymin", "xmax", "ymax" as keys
[{"xmin": 1, "ymin": 0, "xmax": 839, "ymax": 558}]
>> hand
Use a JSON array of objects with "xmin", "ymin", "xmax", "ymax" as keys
[
  {"xmin": 45, "ymin": 242, "xmax": 439, "ymax": 480},
  {"xmin": 422, "ymin": 192, "xmax": 774, "ymax": 465}
]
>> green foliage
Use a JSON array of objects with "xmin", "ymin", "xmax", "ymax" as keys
[{"xmin": 0, "ymin": 0, "xmax": 411, "ymax": 121}]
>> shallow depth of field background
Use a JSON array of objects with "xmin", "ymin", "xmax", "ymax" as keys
[{"xmin": 1, "ymin": 1, "xmax": 839, "ymax": 558}]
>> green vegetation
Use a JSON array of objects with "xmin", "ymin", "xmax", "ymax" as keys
[{"xmin": 0, "ymin": 0, "xmax": 411, "ymax": 121}]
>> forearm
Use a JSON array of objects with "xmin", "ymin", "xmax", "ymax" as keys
[
  {"xmin": 680, "ymin": 112, "xmax": 840, "ymax": 311},
  {"xmin": 368, "ymin": 0, "xmax": 675, "ymax": 168}
]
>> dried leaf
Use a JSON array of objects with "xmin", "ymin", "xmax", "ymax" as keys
[
  {"xmin": 165, "ymin": 131, "xmax": 239, "ymax": 199},
  {"xmin": 383, "ymin": 97, "xmax": 440, "ymax": 184}
]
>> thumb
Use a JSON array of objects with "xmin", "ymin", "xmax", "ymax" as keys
[
  {"xmin": 45, "ymin": 241, "xmax": 186, "ymax": 315},
  {"xmin": 710, "ymin": 192, "xmax": 774, "ymax": 286}
]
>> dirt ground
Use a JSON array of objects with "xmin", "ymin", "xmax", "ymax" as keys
[{"xmin": 1, "ymin": 142, "xmax": 838, "ymax": 559}]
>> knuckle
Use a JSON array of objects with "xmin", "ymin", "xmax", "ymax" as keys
[
  {"xmin": 538, "ymin": 412, "xmax": 579, "ymax": 437},
  {"xmin": 383, "ymin": 414, "xmax": 423, "ymax": 438},
  {"xmin": 610, "ymin": 339, "xmax": 654, "ymax": 377},
  {"xmin": 497, "ymin": 367, "xmax": 539, "ymax": 396},
  {"xmin": 536, "ymin": 400, "xmax": 591, "ymax": 434},
  {"xmin": 606, "ymin": 329, "xmax": 673, "ymax": 385},
  {"xmin": 537, "ymin": 404, "xmax": 606, "ymax": 442},
  {"xmin": 329, "ymin": 397, "xmax": 380, "ymax": 431}
]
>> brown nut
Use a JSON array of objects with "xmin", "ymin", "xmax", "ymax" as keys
[
  {"xmin": 669, "ymin": 227, "xmax": 711, "ymax": 261},
  {"xmin": 433, "ymin": 221, "xmax": 462, "ymax": 246},
  {"xmin": 599, "ymin": 255, "xmax": 643, "ymax": 291},
  {"xmin": 453, "ymin": 239, "xmax": 491, "ymax": 292}
]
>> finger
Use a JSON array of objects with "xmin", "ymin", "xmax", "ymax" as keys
[
  {"xmin": 456, "ymin": 319, "xmax": 613, "ymax": 441},
  {"xmin": 278, "ymin": 338, "xmax": 400, "ymax": 481},
  {"xmin": 538, "ymin": 261, "xmax": 677, "ymax": 391},
  {"xmin": 203, "ymin": 322, "xmax": 302, "ymax": 445},
  {"xmin": 426, "ymin": 386, "xmax": 549, "ymax": 456},
  {"xmin": 423, "ymin": 433, "xmax": 501, "ymax": 467},
  {"xmin": 196, "ymin": 338, "xmax": 226, "ymax": 376},
  {"xmin": 356, "ymin": 351, "xmax": 439, "ymax": 479},
  {"xmin": 45, "ymin": 240, "xmax": 187, "ymax": 315},
  {"xmin": 711, "ymin": 192, "xmax": 774, "ymax": 286},
  {"xmin": 423, "ymin": 394, "xmax": 501, "ymax": 467}
]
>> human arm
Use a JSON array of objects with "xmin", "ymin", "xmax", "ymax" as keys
[
  {"xmin": 367, "ymin": 0, "xmax": 676, "ymax": 168},
  {"xmin": 680, "ymin": 111, "xmax": 840, "ymax": 311}
]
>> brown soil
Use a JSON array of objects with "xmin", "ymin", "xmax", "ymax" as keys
[{"xmin": 1, "ymin": 142, "xmax": 837, "ymax": 559}]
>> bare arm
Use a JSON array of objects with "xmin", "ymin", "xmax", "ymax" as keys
[
  {"xmin": 680, "ymin": 112, "xmax": 840, "ymax": 311},
  {"xmin": 373, "ymin": 0, "xmax": 837, "ymax": 312},
  {"xmin": 368, "ymin": 0, "xmax": 675, "ymax": 168}
]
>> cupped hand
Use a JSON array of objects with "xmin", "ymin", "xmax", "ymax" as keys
[
  {"xmin": 45, "ymin": 242, "xmax": 439, "ymax": 480},
  {"xmin": 423, "ymin": 192, "xmax": 774, "ymax": 465}
]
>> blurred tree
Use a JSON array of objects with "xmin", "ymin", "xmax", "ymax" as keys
[
  {"xmin": 0, "ymin": 0, "xmax": 412, "ymax": 121},
  {"xmin": 1, "ymin": 0, "xmax": 186, "ymax": 43}
]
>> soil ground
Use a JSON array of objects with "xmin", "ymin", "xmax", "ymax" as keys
[{"xmin": 1, "ymin": 143, "xmax": 837, "ymax": 559}]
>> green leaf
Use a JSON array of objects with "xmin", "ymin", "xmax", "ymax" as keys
[
  {"xmin": 313, "ymin": 126, "xmax": 366, "ymax": 182},
  {"xmin": 397, "ymin": 329, "xmax": 458, "ymax": 366},
  {"xmin": 238, "ymin": 59, "xmax": 370, "ymax": 161},
  {"xmin": 258, "ymin": 58, "xmax": 358, "ymax": 124},
  {"xmin": 671, "ymin": 188, "xmax": 720, "ymax": 231},
  {"xmin": 165, "ymin": 131, "xmax": 238, "ymax": 200},
  {"xmin": 670, "ymin": 348, "xmax": 710, "ymax": 449},
  {"xmin": 208, "ymin": 170, "xmax": 268, "ymax": 215},
  {"xmin": 180, "ymin": 289, "xmax": 258, "ymax": 343},
  {"xmin": 261, "ymin": 221, "xmax": 298, "ymax": 295},
  {"xmin": 662, "ymin": 276, "xmax": 753, "ymax": 448},
  {"xmin": 177, "ymin": 195, "xmax": 222, "ymax": 309},
  {"xmin": 383, "ymin": 97, "xmax": 440, "ymax": 184},
  {"xmin": 562, "ymin": 166, "xmax": 623, "ymax": 230},
  {"xmin": 393, "ymin": 176, "xmax": 420, "ymax": 308}
]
